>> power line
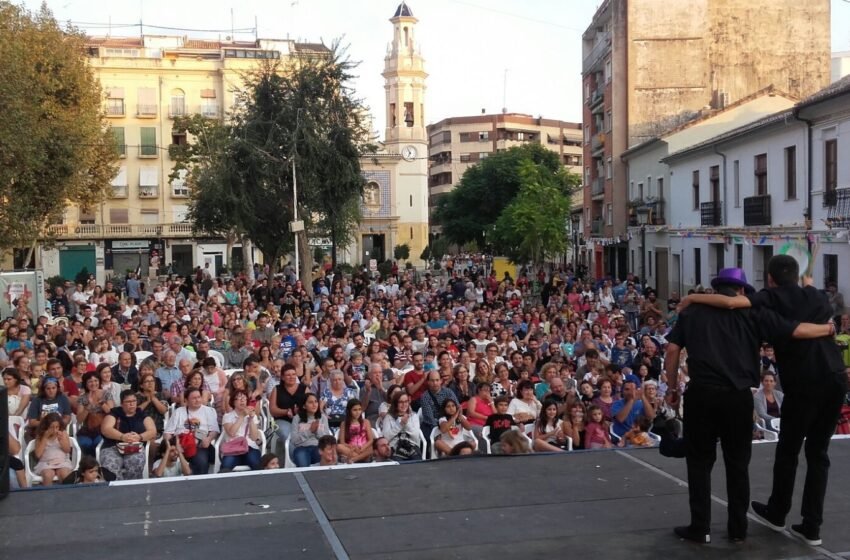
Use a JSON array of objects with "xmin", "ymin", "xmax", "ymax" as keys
[{"xmin": 69, "ymin": 20, "xmax": 256, "ymax": 34}]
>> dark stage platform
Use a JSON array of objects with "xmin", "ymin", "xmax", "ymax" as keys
[{"xmin": 3, "ymin": 439, "xmax": 850, "ymax": 560}]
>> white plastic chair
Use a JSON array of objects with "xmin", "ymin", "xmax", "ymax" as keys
[
  {"xmin": 24, "ymin": 437, "xmax": 82, "ymax": 486},
  {"xmin": 224, "ymin": 369, "xmax": 243, "ymax": 379},
  {"xmin": 213, "ymin": 430, "xmax": 267, "ymax": 473},
  {"xmin": 770, "ymin": 418, "xmax": 781, "ymax": 432},
  {"xmin": 134, "ymin": 350, "xmax": 153, "ymax": 364},
  {"xmin": 429, "ymin": 426, "xmax": 477, "ymax": 459},
  {"xmin": 480, "ymin": 426, "xmax": 493, "ymax": 454},
  {"xmin": 283, "ymin": 435, "xmax": 296, "ymax": 468},
  {"xmin": 95, "ymin": 439, "xmax": 151, "ymax": 479}
]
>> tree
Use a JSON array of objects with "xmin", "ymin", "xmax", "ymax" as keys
[
  {"xmin": 0, "ymin": 2, "xmax": 117, "ymax": 255},
  {"xmin": 493, "ymin": 161, "xmax": 573, "ymax": 265},
  {"xmin": 171, "ymin": 43, "xmax": 371, "ymax": 286},
  {"xmin": 393, "ymin": 243, "xmax": 410, "ymax": 262},
  {"xmin": 434, "ymin": 143, "xmax": 579, "ymax": 262}
]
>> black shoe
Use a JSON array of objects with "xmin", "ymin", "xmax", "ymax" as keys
[
  {"xmin": 790, "ymin": 524, "xmax": 821, "ymax": 546},
  {"xmin": 674, "ymin": 525, "xmax": 711, "ymax": 544},
  {"xmin": 751, "ymin": 501, "xmax": 785, "ymax": 532},
  {"xmin": 728, "ymin": 534, "xmax": 746, "ymax": 544}
]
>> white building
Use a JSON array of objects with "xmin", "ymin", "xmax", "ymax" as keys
[
  {"xmin": 633, "ymin": 75, "xmax": 850, "ymax": 298},
  {"xmin": 621, "ymin": 88, "xmax": 797, "ymax": 297},
  {"xmin": 833, "ymin": 51, "xmax": 850, "ymax": 83}
]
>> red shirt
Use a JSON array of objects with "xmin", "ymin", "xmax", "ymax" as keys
[{"xmin": 403, "ymin": 369, "xmax": 427, "ymax": 402}]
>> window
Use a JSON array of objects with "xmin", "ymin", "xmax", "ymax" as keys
[
  {"xmin": 630, "ymin": 181, "xmax": 635, "ymax": 199},
  {"xmin": 170, "ymin": 89, "xmax": 186, "ymax": 118},
  {"xmin": 605, "ymin": 59, "xmax": 612, "ymax": 83},
  {"xmin": 657, "ymin": 177, "xmax": 664, "ymax": 201},
  {"xmin": 478, "ymin": 131, "xmax": 489, "ymax": 141},
  {"xmin": 137, "ymin": 87, "xmax": 157, "ymax": 116},
  {"xmin": 390, "ymin": 103, "xmax": 397, "ymax": 127},
  {"xmin": 140, "ymin": 210, "xmax": 159, "ymax": 225},
  {"xmin": 171, "ymin": 169, "xmax": 189, "ymax": 197},
  {"xmin": 584, "ymin": 167, "xmax": 590, "ymax": 185},
  {"xmin": 692, "ymin": 170, "xmax": 700, "ymax": 209},
  {"xmin": 754, "ymin": 153, "xmax": 767, "ymax": 196},
  {"xmin": 713, "ymin": 243, "xmax": 725, "ymax": 276},
  {"xmin": 410, "ymin": 227, "xmax": 413, "ymax": 239},
  {"xmin": 606, "ymin": 110, "xmax": 612, "ymax": 132},
  {"xmin": 584, "ymin": 125, "xmax": 590, "ymax": 143},
  {"xmin": 785, "ymin": 146, "xmax": 797, "ymax": 199},
  {"xmin": 694, "ymin": 248, "xmax": 701, "ymax": 286},
  {"xmin": 79, "ymin": 208, "xmax": 96, "ymax": 224},
  {"xmin": 111, "ymin": 165, "xmax": 128, "ymax": 198},
  {"xmin": 409, "ymin": 195, "xmax": 413, "ymax": 207},
  {"xmin": 606, "ymin": 203, "xmax": 613, "ymax": 226},
  {"xmin": 736, "ymin": 244, "xmax": 743, "ymax": 269},
  {"xmin": 825, "ymin": 139, "xmax": 837, "ymax": 193},
  {"xmin": 710, "ymin": 165, "xmax": 720, "ymax": 202},
  {"xmin": 171, "ymin": 133, "xmax": 187, "ymax": 147},
  {"xmin": 606, "ymin": 157, "xmax": 612, "ymax": 179},
  {"xmin": 112, "ymin": 127, "xmax": 126, "ymax": 157},
  {"xmin": 106, "ymin": 89, "xmax": 125, "ymax": 116},
  {"xmin": 824, "ymin": 254, "xmax": 838, "ymax": 285},
  {"xmin": 637, "ymin": 182, "xmax": 644, "ymax": 200},
  {"xmin": 430, "ymin": 130, "xmax": 451, "ymax": 145},
  {"xmin": 140, "ymin": 127, "xmax": 157, "ymax": 157},
  {"xmin": 109, "ymin": 208, "xmax": 129, "ymax": 224},
  {"xmin": 404, "ymin": 102, "xmax": 414, "ymax": 126},
  {"xmin": 733, "ymin": 160, "xmax": 740, "ymax": 207},
  {"xmin": 479, "ymin": 152, "xmax": 489, "ymax": 160}
]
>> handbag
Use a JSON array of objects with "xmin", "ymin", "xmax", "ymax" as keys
[
  {"xmin": 391, "ymin": 429, "xmax": 422, "ymax": 461},
  {"xmin": 178, "ymin": 431, "xmax": 198, "ymax": 459},
  {"xmin": 221, "ymin": 418, "xmax": 251, "ymax": 457},
  {"xmin": 116, "ymin": 442, "xmax": 142, "ymax": 454},
  {"xmin": 84, "ymin": 411, "xmax": 104, "ymax": 434}
]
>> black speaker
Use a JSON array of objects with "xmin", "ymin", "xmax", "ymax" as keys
[{"xmin": 0, "ymin": 386, "xmax": 9, "ymax": 499}]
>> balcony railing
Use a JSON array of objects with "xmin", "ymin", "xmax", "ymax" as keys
[
  {"xmin": 589, "ymin": 88, "xmax": 604, "ymax": 112},
  {"xmin": 169, "ymin": 102, "xmax": 187, "ymax": 118},
  {"xmin": 582, "ymin": 31, "xmax": 611, "ymax": 72},
  {"xmin": 591, "ymin": 218, "xmax": 603, "ymax": 235},
  {"xmin": 826, "ymin": 187, "xmax": 850, "ymax": 228},
  {"xmin": 136, "ymin": 104, "xmax": 158, "ymax": 117},
  {"xmin": 105, "ymin": 102, "xmax": 125, "ymax": 116},
  {"xmin": 138, "ymin": 186, "xmax": 159, "ymax": 198},
  {"xmin": 45, "ymin": 223, "xmax": 195, "ymax": 239},
  {"xmin": 111, "ymin": 185, "xmax": 128, "ymax": 198},
  {"xmin": 591, "ymin": 133, "xmax": 605, "ymax": 153},
  {"xmin": 591, "ymin": 177, "xmax": 605, "ymax": 197},
  {"xmin": 200, "ymin": 104, "xmax": 221, "ymax": 118},
  {"xmin": 743, "ymin": 194, "xmax": 771, "ymax": 226},
  {"xmin": 700, "ymin": 201, "xmax": 722, "ymax": 226}
]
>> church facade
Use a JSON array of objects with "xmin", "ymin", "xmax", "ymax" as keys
[{"xmin": 349, "ymin": 2, "xmax": 429, "ymax": 267}]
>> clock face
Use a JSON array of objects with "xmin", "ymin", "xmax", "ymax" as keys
[{"xmin": 401, "ymin": 145, "xmax": 417, "ymax": 161}]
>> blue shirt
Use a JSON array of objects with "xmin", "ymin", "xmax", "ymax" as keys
[
  {"xmin": 611, "ymin": 398, "xmax": 645, "ymax": 438},
  {"xmin": 155, "ymin": 365, "xmax": 182, "ymax": 394}
]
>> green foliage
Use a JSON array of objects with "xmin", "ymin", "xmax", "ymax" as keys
[
  {"xmin": 377, "ymin": 260, "xmax": 393, "ymax": 278},
  {"xmin": 0, "ymin": 2, "xmax": 118, "ymax": 250},
  {"xmin": 74, "ymin": 267, "xmax": 91, "ymax": 286},
  {"xmin": 420, "ymin": 245, "xmax": 431, "ymax": 262},
  {"xmin": 170, "ymin": 43, "xmax": 371, "ymax": 281},
  {"xmin": 493, "ymin": 162, "xmax": 573, "ymax": 265},
  {"xmin": 45, "ymin": 275, "xmax": 66, "ymax": 291},
  {"xmin": 336, "ymin": 262, "xmax": 355, "ymax": 276},
  {"xmin": 313, "ymin": 246, "xmax": 325, "ymax": 263},
  {"xmin": 393, "ymin": 243, "xmax": 410, "ymax": 262},
  {"xmin": 434, "ymin": 143, "xmax": 579, "ymax": 264}
]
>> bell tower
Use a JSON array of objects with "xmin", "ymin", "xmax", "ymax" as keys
[{"xmin": 383, "ymin": 2, "xmax": 427, "ymax": 148}]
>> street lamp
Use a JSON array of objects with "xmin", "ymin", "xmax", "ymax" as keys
[{"xmin": 636, "ymin": 206, "xmax": 650, "ymax": 284}]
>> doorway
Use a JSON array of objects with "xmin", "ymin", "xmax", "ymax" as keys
[
  {"xmin": 753, "ymin": 245, "xmax": 773, "ymax": 291},
  {"xmin": 171, "ymin": 244, "xmax": 193, "ymax": 277},
  {"xmin": 655, "ymin": 248, "xmax": 669, "ymax": 301},
  {"xmin": 362, "ymin": 234, "xmax": 386, "ymax": 264}
]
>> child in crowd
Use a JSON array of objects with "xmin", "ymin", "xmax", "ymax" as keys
[
  {"xmin": 152, "ymin": 436, "xmax": 192, "ymax": 477},
  {"xmin": 485, "ymin": 396, "xmax": 517, "ymax": 454},
  {"xmin": 349, "ymin": 351, "xmax": 367, "ymax": 385},
  {"xmin": 33, "ymin": 412, "xmax": 73, "ymax": 485},
  {"xmin": 63, "ymin": 456, "xmax": 115, "ymax": 484},
  {"xmin": 532, "ymin": 400, "xmax": 567, "ymax": 452},
  {"xmin": 260, "ymin": 453, "xmax": 280, "ymax": 469},
  {"xmin": 318, "ymin": 435, "xmax": 339, "ymax": 466},
  {"xmin": 435, "ymin": 399, "xmax": 475, "ymax": 456},
  {"xmin": 618, "ymin": 415, "xmax": 655, "ymax": 448},
  {"xmin": 584, "ymin": 405, "xmax": 613, "ymax": 449}
]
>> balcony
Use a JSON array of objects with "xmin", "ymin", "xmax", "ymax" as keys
[
  {"xmin": 589, "ymin": 88, "xmax": 605, "ymax": 113},
  {"xmin": 591, "ymin": 177, "xmax": 605, "ymax": 197},
  {"xmin": 169, "ymin": 102, "xmax": 187, "ymax": 118},
  {"xmin": 700, "ymin": 201, "xmax": 722, "ymax": 227},
  {"xmin": 110, "ymin": 185, "xmax": 128, "ymax": 198},
  {"xmin": 136, "ymin": 104, "xmax": 158, "ymax": 117},
  {"xmin": 743, "ymin": 194, "xmax": 771, "ymax": 226},
  {"xmin": 45, "ymin": 223, "xmax": 195, "ymax": 240},
  {"xmin": 138, "ymin": 186, "xmax": 159, "ymax": 198},
  {"xmin": 826, "ymin": 187, "xmax": 850, "ymax": 228},
  {"xmin": 582, "ymin": 31, "xmax": 611, "ymax": 72},
  {"xmin": 105, "ymin": 102, "xmax": 125, "ymax": 117},
  {"xmin": 200, "ymin": 104, "xmax": 221, "ymax": 119},
  {"xmin": 591, "ymin": 133, "xmax": 605, "ymax": 155},
  {"xmin": 591, "ymin": 218, "xmax": 603, "ymax": 236}
]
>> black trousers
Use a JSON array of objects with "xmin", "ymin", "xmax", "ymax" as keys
[
  {"xmin": 766, "ymin": 374, "xmax": 847, "ymax": 528},
  {"xmin": 683, "ymin": 384, "xmax": 753, "ymax": 537}
]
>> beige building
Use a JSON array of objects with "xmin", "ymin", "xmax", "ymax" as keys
[
  {"xmin": 581, "ymin": 0, "xmax": 830, "ymax": 279},
  {"xmin": 426, "ymin": 113, "xmax": 584, "ymax": 234},
  {"xmin": 39, "ymin": 35, "xmax": 327, "ymax": 282}
]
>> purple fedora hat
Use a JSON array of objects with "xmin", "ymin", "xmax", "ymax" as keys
[{"xmin": 711, "ymin": 268, "xmax": 754, "ymax": 294}]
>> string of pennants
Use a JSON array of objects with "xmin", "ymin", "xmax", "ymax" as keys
[{"xmin": 585, "ymin": 230, "xmax": 850, "ymax": 248}]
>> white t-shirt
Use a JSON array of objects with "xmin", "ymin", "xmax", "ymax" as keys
[
  {"xmin": 152, "ymin": 458, "xmax": 183, "ymax": 478},
  {"xmin": 221, "ymin": 411, "xmax": 260, "ymax": 450}
]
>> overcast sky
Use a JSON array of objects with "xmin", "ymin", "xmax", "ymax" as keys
[{"xmin": 21, "ymin": 0, "xmax": 850, "ymax": 135}]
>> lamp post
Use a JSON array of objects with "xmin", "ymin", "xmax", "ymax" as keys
[{"xmin": 636, "ymin": 206, "xmax": 650, "ymax": 283}]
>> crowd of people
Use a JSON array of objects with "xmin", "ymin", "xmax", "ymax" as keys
[{"xmin": 3, "ymin": 256, "xmax": 849, "ymax": 489}]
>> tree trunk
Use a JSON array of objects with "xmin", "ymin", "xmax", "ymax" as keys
[
  {"xmin": 298, "ymin": 231, "xmax": 312, "ymax": 289},
  {"xmin": 331, "ymin": 223, "xmax": 337, "ymax": 270},
  {"xmin": 240, "ymin": 236, "xmax": 254, "ymax": 281},
  {"xmin": 23, "ymin": 242, "xmax": 36, "ymax": 270}
]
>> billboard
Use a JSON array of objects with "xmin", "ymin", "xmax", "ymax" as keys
[{"xmin": 0, "ymin": 271, "xmax": 46, "ymax": 320}]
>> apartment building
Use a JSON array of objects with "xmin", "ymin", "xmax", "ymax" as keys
[
  {"xmin": 426, "ymin": 113, "xmax": 583, "ymax": 234},
  {"xmin": 581, "ymin": 0, "xmax": 830, "ymax": 280},
  {"xmin": 40, "ymin": 35, "xmax": 327, "ymax": 282},
  {"xmin": 640, "ymin": 76, "xmax": 850, "ymax": 299}
]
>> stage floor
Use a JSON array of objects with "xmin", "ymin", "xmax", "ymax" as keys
[{"xmin": 2, "ymin": 439, "xmax": 849, "ymax": 560}]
